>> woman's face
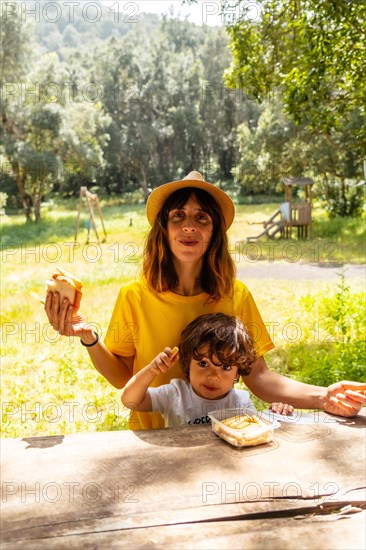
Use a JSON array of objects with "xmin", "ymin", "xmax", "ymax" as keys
[{"xmin": 166, "ymin": 195, "xmax": 213, "ymax": 265}]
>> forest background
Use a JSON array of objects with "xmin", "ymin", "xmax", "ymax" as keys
[{"xmin": 1, "ymin": 0, "xmax": 365, "ymax": 220}]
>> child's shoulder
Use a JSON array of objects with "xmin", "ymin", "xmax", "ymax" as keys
[
  {"xmin": 150, "ymin": 379, "xmax": 189, "ymax": 395},
  {"xmin": 170, "ymin": 379, "xmax": 190, "ymax": 390},
  {"xmin": 231, "ymin": 387, "xmax": 250, "ymax": 398}
]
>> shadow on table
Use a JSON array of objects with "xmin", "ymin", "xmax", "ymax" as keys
[
  {"xmin": 22, "ymin": 435, "xmax": 64, "ymax": 449},
  {"xmin": 324, "ymin": 414, "xmax": 366, "ymax": 430},
  {"xmin": 130, "ymin": 425, "xmax": 215, "ymax": 448},
  {"xmin": 130, "ymin": 426, "xmax": 281, "ymax": 459}
]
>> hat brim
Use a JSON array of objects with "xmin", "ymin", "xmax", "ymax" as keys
[{"xmin": 146, "ymin": 179, "xmax": 235, "ymax": 229}]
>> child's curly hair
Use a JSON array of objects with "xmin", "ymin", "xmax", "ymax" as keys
[{"xmin": 178, "ymin": 313, "xmax": 257, "ymax": 380}]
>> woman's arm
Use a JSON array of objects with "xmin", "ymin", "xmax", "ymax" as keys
[
  {"xmin": 245, "ymin": 357, "xmax": 366, "ymax": 417},
  {"xmin": 85, "ymin": 336, "xmax": 134, "ymax": 389},
  {"xmin": 45, "ymin": 292, "xmax": 133, "ymax": 388},
  {"xmin": 121, "ymin": 347, "xmax": 179, "ymax": 412}
]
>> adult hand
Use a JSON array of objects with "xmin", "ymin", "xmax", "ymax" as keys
[
  {"xmin": 45, "ymin": 291, "xmax": 94, "ymax": 342},
  {"xmin": 322, "ymin": 381, "xmax": 366, "ymax": 417}
]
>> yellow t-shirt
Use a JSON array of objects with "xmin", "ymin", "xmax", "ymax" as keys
[{"xmin": 104, "ymin": 279, "xmax": 274, "ymax": 430}]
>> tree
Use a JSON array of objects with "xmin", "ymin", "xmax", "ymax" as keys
[
  {"xmin": 225, "ymin": 0, "xmax": 366, "ymax": 156},
  {"xmin": 1, "ymin": 11, "xmax": 111, "ymax": 219},
  {"xmin": 96, "ymin": 20, "xmax": 207, "ymax": 199},
  {"xmin": 234, "ymin": 98, "xmax": 365, "ymax": 215},
  {"xmin": 198, "ymin": 26, "xmax": 262, "ymax": 182},
  {"xmin": 1, "ymin": 48, "xmax": 69, "ymax": 221},
  {"xmin": 0, "ymin": 7, "xmax": 35, "ymax": 218},
  {"xmin": 59, "ymin": 101, "xmax": 111, "ymax": 196}
]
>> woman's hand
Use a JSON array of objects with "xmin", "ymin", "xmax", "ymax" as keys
[
  {"xmin": 322, "ymin": 381, "xmax": 366, "ymax": 417},
  {"xmin": 270, "ymin": 402, "xmax": 294, "ymax": 416},
  {"xmin": 148, "ymin": 347, "xmax": 179, "ymax": 376},
  {"xmin": 45, "ymin": 290, "xmax": 95, "ymax": 342}
]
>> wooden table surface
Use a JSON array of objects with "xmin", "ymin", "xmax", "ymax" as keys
[{"xmin": 1, "ymin": 410, "xmax": 365, "ymax": 549}]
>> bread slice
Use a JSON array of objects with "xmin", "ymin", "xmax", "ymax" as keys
[
  {"xmin": 46, "ymin": 268, "xmax": 83, "ymax": 309},
  {"xmin": 171, "ymin": 346, "xmax": 179, "ymax": 359},
  {"xmin": 46, "ymin": 277, "xmax": 77, "ymax": 305}
]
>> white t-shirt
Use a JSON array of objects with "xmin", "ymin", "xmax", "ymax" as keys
[{"xmin": 149, "ymin": 379, "xmax": 257, "ymax": 428}]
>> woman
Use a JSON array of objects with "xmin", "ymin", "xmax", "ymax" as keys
[{"xmin": 45, "ymin": 171, "xmax": 366, "ymax": 429}]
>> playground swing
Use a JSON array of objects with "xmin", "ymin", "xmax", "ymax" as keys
[
  {"xmin": 247, "ymin": 177, "xmax": 314, "ymax": 242},
  {"xmin": 74, "ymin": 186, "xmax": 107, "ymax": 244}
]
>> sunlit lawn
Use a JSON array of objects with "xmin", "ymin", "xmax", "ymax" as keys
[{"xmin": 1, "ymin": 199, "xmax": 365, "ymax": 438}]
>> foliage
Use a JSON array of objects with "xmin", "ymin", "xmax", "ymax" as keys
[
  {"xmin": 2, "ymin": 8, "xmax": 252, "ymax": 217},
  {"xmin": 322, "ymin": 180, "xmax": 365, "ymax": 218},
  {"xmin": 0, "ymin": 192, "xmax": 8, "ymax": 209},
  {"xmin": 0, "ymin": 3, "xmax": 32, "ymax": 81},
  {"xmin": 234, "ymin": 99, "xmax": 366, "ymax": 215},
  {"xmin": 33, "ymin": 0, "xmax": 141, "ymax": 56},
  {"xmin": 269, "ymin": 274, "xmax": 366, "ymax": 388},
  {"xmin": 1, "ymin": 35, "xmax": 112, "ymax": 219},
  {"xmin": 225, "ymin": 0, "xmax": 366, "ymax": 149},
  {"xmin": 225, "ymin": 0, "xmax": 366, "ymax": 211},
  {"xmin": 1, "ymin": 1, "xmax": 365, "ymax": 221}
]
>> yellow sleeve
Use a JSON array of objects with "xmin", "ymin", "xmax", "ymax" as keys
[
  {"xmin": 104, "ymin": 283, "xmax": 140, "ymax": 357},
  {"xmin": 238, "ymin": 285, "xmax": 275, "ymax": 357}
]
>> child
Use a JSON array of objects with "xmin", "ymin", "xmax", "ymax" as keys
[{"xmin": 121, "ymin": 313, "xmax": 293, "ymax": 427}]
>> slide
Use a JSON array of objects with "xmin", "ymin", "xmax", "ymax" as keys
[
  {"xmin": 246, "ymin": 208, "xmax": 286, "ymax": 242},
  {"xmin": 246, "ymin": 220, "xmax": 284, "ymax": 242},
  {"xmin": 246, "ymin": 203, "xmax": 290, "ymax": 242}
]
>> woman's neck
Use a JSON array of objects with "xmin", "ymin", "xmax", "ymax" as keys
[{"xmin": 173, "ymin": 261, "xmax": 204, "ymax": 296}]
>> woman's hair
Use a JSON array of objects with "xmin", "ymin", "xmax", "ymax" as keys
[
  {"xmin": 178, "ymin": 313, "xmax": 257, "ymax": 379},
  {"xmin": 142, "ymin": 188, "xmax": 235, "ymax": 301}
]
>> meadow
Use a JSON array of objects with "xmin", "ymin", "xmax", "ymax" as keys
[{"xmin": 1, "ymin": 198, "xmax": 365, "ymax": 437}]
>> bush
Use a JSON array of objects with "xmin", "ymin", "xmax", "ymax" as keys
[
  {"xmin": 273, "ymin": 275, "xmax": 365, "ymax": 386},
  {"xmin": 0, "ymin": 192, "xmax": 8, "ymax": 210},
  {"xmin": 323, "ymin": 181, "xmax": 365, "ymax": 218}
]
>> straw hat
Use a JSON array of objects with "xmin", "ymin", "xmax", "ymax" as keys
[{"xmin": 146, "ymin": 171, "xmax": 235, "ymax": 229}]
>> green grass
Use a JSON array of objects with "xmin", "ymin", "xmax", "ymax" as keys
[{"xmin": 1, "ymin": 199, "xmax": 365, "ymax": 437}]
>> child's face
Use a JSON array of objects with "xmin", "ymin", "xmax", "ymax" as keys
[{"xmin": 189, "ymin": 346, "xmax": 239, "ymax": 400}]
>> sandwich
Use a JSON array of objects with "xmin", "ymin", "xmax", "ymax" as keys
[{"xmin": 46, "ymin": 268, "xmax": 83, "ymax": 311}]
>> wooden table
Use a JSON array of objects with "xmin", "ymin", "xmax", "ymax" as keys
[{"xmin": 1, "ymin": 411, "xmax": 365, "ymax": 549}]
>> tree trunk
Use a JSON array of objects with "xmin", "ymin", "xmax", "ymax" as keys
[
  {"xmin": 33, "ymin": 179, "xmax": 45, "ymax": 222},
  {"xmin": 14, "ymin": 163, "xmax": 33, "ymax": 221},
  {"xmin": 140, "ymin": 164, "xmax": 150, "ymax": 203},
  {"xmin": 340, "ymin": 179, "xmax": 347, "ymax": 217},
  {"xmin": 323, "ymin": 174, "xmax": 330, "ymax": 201},
  {"xmin": 33, "ymin": 195, "xmax": 41, "ymax": 222}
]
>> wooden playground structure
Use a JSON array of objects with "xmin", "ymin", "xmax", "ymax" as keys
[
  {"xmin": 247, "ymin": 177, "xmax": 314, "ymax": 242},
  {"xmin": 74, "ymin": 186, "xmax": 107, "ymax": 244}
]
